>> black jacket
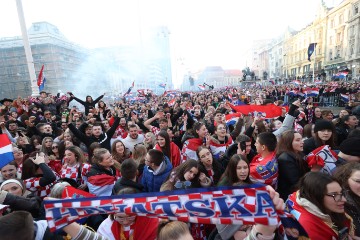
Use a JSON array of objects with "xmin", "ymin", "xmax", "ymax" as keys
[
  {"xmin": 112, "ymin": 178, "xmax": 144, "ymax": 195},
  {"xmin": 68, "ymin": 117, "xmax": 120, "ymax": 151},
  {"xmin": 303, "ymin": 137, "xmax": 321, "ymax": 155},
  {"xmin": 70, "ymin": 95, "xmax": 104, "ymax": 116},
  {"xmin": 277, "ymin": 152, "xmax": 309, "ymax": 200}
]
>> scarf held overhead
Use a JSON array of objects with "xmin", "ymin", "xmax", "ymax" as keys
[
  {"xmin": 44, "ymin": 185, "xmax": 281, "ymax": 232},
  {"xmin": 229, "ymin": 104, "xmax": 287, "ymax": 119}
]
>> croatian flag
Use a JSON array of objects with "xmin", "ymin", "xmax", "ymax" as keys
[
  {"xmin": 159, "ymin": 83, "xmax": 166, "ymax": 88},
  {"xmin": 225, "ymin": 112, "xmax": 242, "ymax": 126},
  {"xmin": 292, "ymin": 80, "xmax": 301, "ymax": 85},
  {"xmin": 268, "ymin": 80, "xmax": 275, "ymax": 85},
  {"xmin": 337, "ymin": 72, "xmax": 348, "ymax": 79},
  {"xmin": 314, "ymin": 79, "xmax": 322, "ymax": 84},
  {"xmin": 0, "ymin": 134, "xmax": 14, "ymax": 169},
  {"xmin": 198, "ymin": 84, "xmax": 206, "ymax": 91},
  {"xmin": 124, "ymin": 81, "xmax": 135, "ymax": 97},
  {"xmin": 37, "ymin": 65, "xmax": 46, "ymax": 91},
  {"xmin": 340, "ymin": 94, "xmax": 349, "ymax": 102},
  {"xmin": 306, "ymin": 88, "xmax": 319, "ymax": 97}
]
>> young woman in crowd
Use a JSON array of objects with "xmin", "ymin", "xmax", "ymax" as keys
[
  {"xmin": 61, "ymin": 146, "xmax": 91, "ymax": 190},
  {"xmin": 16, "ymin": 135, "xmax": 33, "ymax": 154},
  {"xmin": 155, "ymin": 130, "xmax": 181, "ymax": 168},
  {"xmin": 287, "ymin": 172, "xmax": 355, "ymax": 239},
  {"xmin": 0, "ymin": 161, "xmax": 19, "ymax": 183},
  {"xmin": 208, "ymin": 123, "xmax": 233, "ymax": 160},
  {"xmin": 157, "ymin": 221, "xmax": 194, "ymax": 240},
  {"xmin": 217, "ymin": 154, "xmax": 252, "ymax": 187},
  {"xmin": 21, "ymin": 152, "xmax": 57, "ymax": 199},
  {"xmin": 277, "ymin": 130, "xmax": 309, "ymax": 200},
  {"xmin": 0, "ymin": 178, "xmax": 41, "ymax": 218},
  {"xmin": 40, "ymin": 137, "xmax": 54, "ymax": 156},
  {"xmin": 196, "ymin": 146, "xmax": 224, "ymax": 185},
  {"xmin": 182, "ymin": 122, "xmax": 210, "ymax": 162},
  {"xmin": 302, "ymin": 123, "xmax": 314, "ymax": 140},
  {"xmin": 303, "ymin": 119, "xmax": 336, "ymax": 155},
  {"xmin": 143, "ymin": 132, "xmax": 157, "ymax": 151},
  {"xmin": 334, "ymin": 162, "xmax": 360, "ymax": 237},
  {"xmin": 87, "ymin": 148, "xmax": 120, "ymax": 196},
  {"xmin": 111, "ymin": 140, "xmax": 131, "ymax": 164}
]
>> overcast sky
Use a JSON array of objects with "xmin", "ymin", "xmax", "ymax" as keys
[{"xmin": 0, "ymin": 0, "xmax": 340, "ymax": 86}]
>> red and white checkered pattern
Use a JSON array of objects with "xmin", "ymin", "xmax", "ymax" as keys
[
  {"xmin": 150, "ymin": 126, "xmax": 160, "ymax": 136},
  {"xmin": 60, "ymin": 163, "xmax": 91, "ymax": 185},
  {"xmin": 44, "ymin": 185, "xmax": 279, "ymax": 232},
  {"xmin": 24, "ymin": 177, "xmax": 53, "ymax": 199}
]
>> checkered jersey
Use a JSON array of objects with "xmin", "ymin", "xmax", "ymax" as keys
[
  {"xmin": 150, "ymin": 126, "xmax": 160, "ymax": 136},
  {"xmin": 60, "ymin": 163, "xmax": 91, "ymax": 185},
  {"xmin": 24, "ymin": 177, "xmax": 53, "ymax": 199}
]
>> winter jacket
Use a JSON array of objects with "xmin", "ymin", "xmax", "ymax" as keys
[
  {"xmin": 87, "ymin": 164, "xmax": 118, "ymax": 196},
  {"xmin": 141, "ymin": 156, "xmax": 172, "ymax": 192},
  {"xmin": 70, "ymin": 94, "xmax": 104, "ymax": 116},
  {"xmin": 112, "ymin": 178, "xmax": 144, "ymax": 195}
]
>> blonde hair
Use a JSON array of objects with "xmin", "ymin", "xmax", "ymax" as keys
[{"xmin": 157, "ymin": 221, "xmax": 191, "ymax": 240}]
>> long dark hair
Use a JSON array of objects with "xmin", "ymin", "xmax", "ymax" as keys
[
  {"xmin": 21, "ymin": 152, "xmax": 42, "ymax": 180},
  {"xmin": 166, "ymin": 159, "xmax": 201, "ymax": 189},
  {"xmin": 111, "ymin": 140, "xmax": 129, "ymax": 163},
  {"xmin": 157, "ymin": 130, "xmax": 171, "ymax": 162},
  {"xmin": 219, "ymin": 154, "xmax": 252, "ymax": 186},
  {"xmin": 314, "ymin": 129, "xmax": 335, "ymax": 149},
  {"xmin": 192, "ymin": 122, "xmax": 205, "ymax": 138},
  {"xmin": 277, "ymin": 130, "xmax": 308, "ymax": 172},
  {"xmin": 334, "ymin": 162, "xmax": 360, "ymax": 209},
  {"xmin": 299, "ymin": 172, "xmax": 348, "ymax": 231}
]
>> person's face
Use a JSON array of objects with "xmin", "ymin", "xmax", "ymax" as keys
[
  {"xmin": 115, "ymin": 142, "xmax": 125, "ymax": 154},
  {"xmin": 196, "ymin": 125, "xmax": 208, "ymax": 138},
  {"xmin": 85, "ymin": 127, "xmax": 92, "ymax": 136},
  {"xmin": 13, "ymin": 148, "xmax": 23, "ymax": 160},
  {"xmin": 64, "ymin": 133, "xmax": 72, "ymax": 141},
  {"xmin": 44, "ymin": 112, "xmax": 51, "ymax": 118},
  {"xmin": 345, "ymin": 116, "xmax": 359, "ymax": 128},
  {"xmin": 1, "ymin": 183, "xmax": 23, "ymax": 196},
  {"xmin": 1, "ymin": 165, "xmax": 17, "ymax": 180},
  {"xmin": 323, "ymin": 182, "xmax": 346, "ymax": 213},
  {"xmin": 64, "ymin": 150, "xmax": 77, "ymax": 165},
  {"xmin": 215, "ymin": 124, "xmax": 226, "ymax": 138},
  {"xmin": 198, "ymin": 148, "xmax": 213, "ymax": 167},
  {"xmin": 236, "ymin": 160, "xmax": 249, "ymax": 181},
  {"xmin": 92, "ymin": 126, "xmax": 103, "ymax": 137},
  {"xmin": 292, "ymin": 133, "xmax": 304, "ymax": 152},
  {"xmin": 75, "ymin": 120, "xmax": 82, "ymax": 128},
  {"xmin": 65, "ymin": 140, "xmax": 73, "ymax": 147},
  {"xmin": 274, "ymin": 120, "xmax": 282, "ymax": 130},
  {"xmin": 44, "ymin": 138, "xmax": 53, "ymax": 148},
  {"xmin": 43, "ymin": 125, "xmax": 53, "ymax": 134},
  {"xmin": 145, "ymin": 153, "xmax": 152, "ymax": 167},
  {"xmin": 113, "ymin": 213, "xmax": 136, "ymax": 227},
  {"xmin": 102, "ymin": 121, "xmax": 110, "ymax": 129},
  {"xmin": 159, "ymin": 121, "xmax": 168, "ymax": 129},
  {"xmin": 324, "ymin": 113, "xmax": 333, "ymax": 121},
  {"xmin": 61, "ymin": 123, "xmax": 68, "ymax": 130},
  {"xmin": 184, "ymin": 167, "xmax": 198, "ymax": 181},
  {"xmin": 99, "ymin": 151, "xmax": 114, "ymax": 168},
  {"xmin": 52, "ymin": 144, "xmax": 59, "ymax": 153},
  {"xmin": 314, "ymin": 108, "xmax": 322, "ymax": 118},
  {"xmin": 120, "ymin": 118, "xmax": 127, "ymax": 127},
  {"xmin": 129, "ymin": 127, "xmax": 138, "ymax": 139},
  {"xmin": 144, "ymin": 133, "xmax": 153, "ymax": 143},
  {"xmin": 244, "ymin": 141, "xmax": 252, "ymax": 154},
  {"xmin": 348, "ymin": 170, "xmax": 360, "ymax": 197},
  {"xmin": 339, "ymin": 110, "xmax": 349, "ymax": 118},
  {"xmin": 86, "ymin": 96, "xmax": 92, "ymax": 102},
  {"xmin": 8, "ymin": 123, "xmax": 17, "ymax": 131},
  {"xmin": 194, "ymin": 109, "xmax": 201, "ymax": 117},
  {"xmin": 157, "ymin": 136, "xmax": 166, "ymax": 147},
  {"xmin": 255, "ymin": 138, "xmax": 264, "ymax": 154},
  {"xmin": 214, "ymin": 113, "xmax": 223, "ymax": 122},
  {"xmin": 167, "ymin": 129, "xmax": 174, "ymax": 139},
  {"xmin": 10, "ymin": 112, "xmax": 18, "ymax": 119},
  {"xmin": 317, "ymin": 129, "xmax": 332, "ymax": 142}
]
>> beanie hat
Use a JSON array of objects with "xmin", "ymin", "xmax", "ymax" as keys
[
  {"xmin": 314, "ymin": 120, "xmax": 334, "ymax": 132},
  {"xmin": 339, "ymin": 137, "xmax": 360, "ymax": 156}
]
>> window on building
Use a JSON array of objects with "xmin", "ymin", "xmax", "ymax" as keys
[
  {"xmin": 318, "ymin": 61, "xmax": 322, "ymax": 70},
  {"xmin": 329, "ymin": 50, "xmax": 333, "ymax": 60},
  {"xmin": 351, "ymin": 45, "xmax": 354, "ymax": 55},
  {"xmin": 339, "ymin": 14, "xmax": 344, "ymax": 24},
  {"xmin": 330, "ymin": 36, "xmax": 333, "ymax": 45},
  {"xmin": 337, "ymin": 32, "xmax": 342, "ymax": 42},
  {"xmin": 355, "ymin": 5, "xmax": 359, "ymax": 14}
]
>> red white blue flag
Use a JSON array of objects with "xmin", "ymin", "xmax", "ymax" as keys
[
  {"xmin": 159, "ymin": 83, "xmax": 166, "ymax": 88},
  {"xmin": 37, "ymin": 65, "xmax": 46, "ymax": 91},
  {"xmin": 124, "ymin": 81, "xmax": 135, "ymax": 97},
  {"xmin": 0, "ymin": 134, "xmax": 14, "ymax": 169},
  {"xmin": 198, "ymin": 84, "xmax": 206, "ymax": 91}
]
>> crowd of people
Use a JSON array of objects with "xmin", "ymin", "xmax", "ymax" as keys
[{"xmin": 0, "ymin": 80, "xmax": 359, "ymax": 240}]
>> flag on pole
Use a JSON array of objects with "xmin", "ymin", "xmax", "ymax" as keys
[
  {"xmin": 159, "ymin": 83, "xmax": 166, "ymax": 88},
  {"xmin": 124, "ymin": 81, "xmax": 134, "ymax": 97},
  {"xmin": 198, "ymin": 84, "xmax": 206, "ymax": 91},
  {"xmin": 0, "ymin": 134, "xmax": 14, "ymax": 169},
  {"xmin": 307, "ymin": 43, "xmax": 317, "ymax": 61},
  {"xmin": 37, "ymin": 65, "xmax": 46, "ymax": 91}
]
